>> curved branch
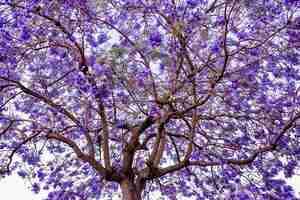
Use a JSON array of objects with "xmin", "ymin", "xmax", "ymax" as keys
[
  {"xmin": 1, "ymin": 131, "xmax": 41, "ymax": 174},
  {"xmin": 145, "ymin": 112, "xmax": 300, "ymax": 180},
  {"xmin": 0, "ymin": 84, "xmax": 16, "ymax": 92},
  {"xmin": 46, "ymin": 132, "xmax": 118, "ymax": 180},
  {"xmin": 0, "ymin": 76, "xmax": 95, "ymax": 158},
  {"xmin": 0, "ymin": 91, "xmax": 23, "ymax": 111}
]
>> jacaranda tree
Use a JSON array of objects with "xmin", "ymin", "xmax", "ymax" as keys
[{"xmin": 0, "ymin": 0, "xmax": 300, "ymax": 199}]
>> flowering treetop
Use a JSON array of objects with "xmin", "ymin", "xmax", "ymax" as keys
[{"xmin": 0, "ymin": 0, "xmax": 300, "ymax": 200}]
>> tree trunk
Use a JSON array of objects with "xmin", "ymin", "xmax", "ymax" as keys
[{"xmin": 120, "ymin": 179, "xmax": 142, "ymax": 200}]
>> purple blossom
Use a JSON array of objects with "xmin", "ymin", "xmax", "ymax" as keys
[
  {"xmin": 87, "ymin": 34, "xmax": 98, "ymax": 47},
  {"xmin": 61, "ymin": 181, "xmax": 73, "ymax": 189},
  {"xmin": 210, "ymin": 39, "xmax": 221, "ymax": 53},
  {"xmin": 37, "ymin": 169, "xmax": 46, "ymax": 181},
  {"xmin": 0, "ymin": 17, "xmax": 5, "ymax": 28},
  {"xmin": 284, "ymin": 0, "xmax": 299, "ymax": 6},
  {"xmin": 285, "ymin": 53, "xmax": 299, "ymax": 65},
  {"xmin": 20, "ymin": 28, "xmax": 31, "ymax": 41},
  {"xmin": 26, "ymin": 153, "xmax": 40, "ymax": 165},
  {"xmin": 149, "ymin": 32, "xmax": 162, "ymax": 47},
  {"xmin": 97, "ymin": 33, "xmax": 108, "ymax": 44},
  {"xmin": 17, "ymin": 170, "xmax": 28, "ymax": 178},
  {"xmin": 115, "ymin": 119, "xmax": 126, "ymax": 128},
  {"xmin": 93, "ymin": 85, "xmax": 109, "ymax": 99},
  {"xmin": 87, "ymin": 55, "xmax": 96, "ymax": 66},
  {"xmin": 284, "ymin": 160, "xmax": 297, "ymax": 177},
  {"xmin": 215, "ymin": 16, "xmax": 225, "ymax": 26},
  {"xmin": 236, "ymin": 31, "xmax": 248, "ymax": 39},
  {"xmin": 186, "ymin": 0, "xmax": 200, "ymax": 7},
  {"xmin": 159, "ymin": 63, "xmax": 165, "ymax": 73},
  {"xmin": 32, "ymin": 183, "xmax": 40, "ymax": 194}
]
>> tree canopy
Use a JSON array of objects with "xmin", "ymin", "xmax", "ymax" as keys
[{"xmin": 0, "ymin": 0, "xmax": 300, "ymax": 199}]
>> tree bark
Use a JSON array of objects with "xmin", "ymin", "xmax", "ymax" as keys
[{"xmin": 120, "ymin": 179, "xmax": 142, "ymax": 200}]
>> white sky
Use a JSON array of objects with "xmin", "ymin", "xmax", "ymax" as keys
[{"xmin": 0, "ymin": 173, "xmax": 47, "ymax": 200}]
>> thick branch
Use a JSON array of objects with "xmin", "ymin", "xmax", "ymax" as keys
[
  {"xmin": 120, "ymin": 179, "xmax": 142, "ymax": 200},
  {"xmin": 147, "ymin": 115, "xmax": 170, "ymax": 168},
  {"xmin": 98, "ymin": 102, "xmax": 112, "ymax": 171},
  {"xmin": 46, "ymin": 132, "xmax": 117, "ymax": 180},
  {"xmin": 122, "ymin": 116, "xmax": 155, "ymax": 175}
]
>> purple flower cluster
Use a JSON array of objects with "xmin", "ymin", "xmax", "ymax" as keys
[{"xmin": 149, "ymin": 32, "xmax": 162, "ymax": 47}]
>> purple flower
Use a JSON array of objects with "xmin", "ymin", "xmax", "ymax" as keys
[
  {"xmin": 249, "ymin": 48, "xmax": 260, "ymax": 56},
  {"xmin": 149, "ymin": 32, "xmax": 162, "ymax": 47},
  {"xmin": 49, "ymin": 47, "xmax": 59, "ymax": 56},
  {"xmin": 284, "ymin": 0, "xmax": 299, "ymax": 6},
  {"xmin": 159, "ymin": 63, "xmax": 165, "ymax": 73},
  {"xmin": 17, "ymin": 170, "xmax": 28, "ymax": 178},
  {"xmin": 186, "ymin": 0, "xmax": 200, "ymax": 7},
  {"xmin": 87, "ymin": 55, "xmax": 96, "ymax": 66},
  {"xmin": 91, "ymin": 180, "xmax": 101, "ymax": 193},
  {"xmin": 32, "ymin": 183, "xmax": 40, "ymax": 194},
  {"xmin": 236, "ymin": 31, "xmax": 248, "ymax": 39},
  {"xmin": 149, "ymin": 105, "xmax": 161, "ymax": 117},
  {"xmin": 87, "ymin": 34, "xmax": 98, "ymax": 47},
  {"xmin": 0, "ymin": 17, "xmax": 5, "ymax": 29},
  {"xmin": 286, "ymin": 53, "xmax": 299, "ymax": 65},
  {"xmin": 97, "ymin": 33, "xmax": 108, "ymax": 44},
  {"xmin": 37, "ymin": 169, "xmax": 46, "ymax": 181},
  {"xmin": 238, "ymin": 193, "xmax": 251, "ymax": 200},
  {"xmin": 215, "ymin": 16, "xmax": 225, "ymax": 26},
  {"xmin": 284, "ymin": 160, "xmax": 297, "ymax": 177},
  {"xmin": 93, "ymin": 85, "xmax": 109, "ymax": 99},
  {"xmin": 62, "ymin": 181, "xmax": 73, "ymax": 189},
  {"xmin": 210, "ymin": 40, "xmax": 221, "ymax": 53},
  {"xmin": 20, "ymin": 28, "xmax": 31, "ymax": 41},
  {"xmin": 26, "ymin": 153, "xmax": 40, "ymax": 165},
  {"xmin": 68, "ymin": 35, "xmax": 76, "ymax": 42},
  {"xmin": 116, "ymin": 119, "xmax": 126, "ymax": 128},
  {"xmin": 164, "ymin": 185, "xmax": 176, "ymax": 195}
]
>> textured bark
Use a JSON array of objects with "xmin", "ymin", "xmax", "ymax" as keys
[{"xmin": 121, "ymin": 179, "xmax": 142, "ymax": 200}]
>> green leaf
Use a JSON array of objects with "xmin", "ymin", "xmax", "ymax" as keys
[
  {"xmin": 149, "ymin": 48, "xmax": 162, "ymax": 60},
  {"xmin": 110, "ymin": 47, "xmax": 127, "ymax": 56}
]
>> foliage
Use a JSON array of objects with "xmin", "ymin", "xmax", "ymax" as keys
[{"xmin": 0, "ymin": 0, "xmax": 300, "ymax": 199}]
